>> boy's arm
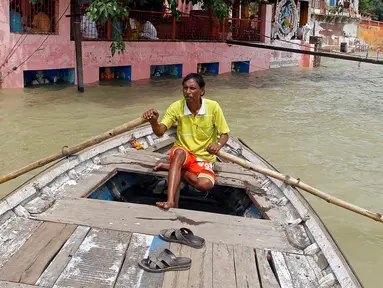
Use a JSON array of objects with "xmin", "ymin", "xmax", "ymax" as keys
[
  {"xmin": 207, "ymin": 104, "xmax": 230, "ymax": 155},
  {"xmin": 218, "ymin": 133, "xmax": 229, "ymax": 146}
]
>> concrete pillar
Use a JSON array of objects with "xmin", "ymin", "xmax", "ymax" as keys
[
  {"xmin": 260, "ymin": 4, "xmax": 272, "ymax": 44},
  {"xmin": 219, "ymin": 60, "xmax": 232, "ymax": 75},
  {"xmin": 309, "ymin": 36, "xmax": 323, "ymax": 67},
  {"xmin": 182, "ymin": 62, "xmax": 196, "ymax": 78}
]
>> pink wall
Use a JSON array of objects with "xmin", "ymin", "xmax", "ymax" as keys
[
  {"xmin": 0, "ymin": 0, "xmax": 73, "ymax": 88},
  {"xmin": 0, "ymin": 1, "xmax": 276, "ymax": 89},
  {"xmin": 270, "ymin": 40, "xmax": 314, "ymax": 68},
  {"xmin": 260, "ymin": 4, "xmax": 272, "ymax": 44}
]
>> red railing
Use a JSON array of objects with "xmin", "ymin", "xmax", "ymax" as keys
[
  {"xmin": 76, "ymin": 9, "xmax": 263, "ymax": 42},
  {"xmin": 222, "ymin": 17, "xmax": 262, "ymax": 42},
  {"xmin": 361, "ymin": 19, "xmax": 383, "ymax": 27},
  {"xmin": 9, "ymin": 0, "xmax": 59, "ymax": 34}
]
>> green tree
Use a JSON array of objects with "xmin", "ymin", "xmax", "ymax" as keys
[{"xmin": 359, "ymin": 0, "xmax": 383, "ymax": 21}]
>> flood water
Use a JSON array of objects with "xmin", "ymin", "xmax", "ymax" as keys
[{"xmin": 0, "ymin": 55, "xmax": 382, "ymax": 287}]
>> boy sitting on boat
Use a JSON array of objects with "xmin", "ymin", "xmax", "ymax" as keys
[{"xmin": 143, "ymin": 73, "xmax": 230, "ymax": 209}]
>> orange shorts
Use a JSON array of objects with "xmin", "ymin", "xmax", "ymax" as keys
[{"xmin": 169, "ymin": 146, "xmax": 216, "ymax": 185}]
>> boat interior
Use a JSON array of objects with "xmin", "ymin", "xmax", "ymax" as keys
[{"xmin": 87, "ymin": 170, "xmax": 263, "ymax": 218}]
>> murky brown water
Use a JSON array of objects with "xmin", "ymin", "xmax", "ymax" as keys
[{"xmin": 0, "ymin": 56, "xmax": 382, "ymax": 287}]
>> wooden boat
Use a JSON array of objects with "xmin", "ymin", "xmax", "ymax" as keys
[{"xmin": 0, "ymin": 124, "xmax": 363, "ymax": 288}]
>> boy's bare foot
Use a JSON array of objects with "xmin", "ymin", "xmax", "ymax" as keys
[
  {"xmin": 156, "ymin": 201, "xmax": 175, "ymax": 209},
  {"xmin": 153, "ymin": 163, "xmax": 170, "ymax": 171}
]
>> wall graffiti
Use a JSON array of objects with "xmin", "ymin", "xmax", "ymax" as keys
[{"xmin": 273, "ymin": 0, "xmax": 299, "ymax": 40}]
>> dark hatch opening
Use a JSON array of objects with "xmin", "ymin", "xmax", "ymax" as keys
[{"xmin": 87, "ymin": 170, "xmax": 264, "ymax": 219}]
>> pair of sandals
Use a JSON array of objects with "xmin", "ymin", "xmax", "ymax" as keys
[{"xmin": 138, "ymin": 227, "xmax": 205, "ymax": 273}]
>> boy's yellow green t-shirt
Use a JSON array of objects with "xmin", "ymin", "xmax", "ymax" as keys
[{"xmin": 160, "ymin": 98, "xmax": 230, "ymax": 163}]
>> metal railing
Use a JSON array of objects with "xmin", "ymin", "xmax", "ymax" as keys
[
  {"xmin": 222, "ymin": 17, "xmax": 262, "ymax": 42},
  {"xmin": 75, "ymin": 9, "xmax": 264, "ymax": 42},
  {"xmin": 9, "ymin": 0, "xmax": 59, "ymax": 34},
  {"xmin": 361, "ymin": 20, "xmax": 383, "ymax": 27}
]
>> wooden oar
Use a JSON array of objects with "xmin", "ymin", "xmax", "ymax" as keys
[
  {"xmin": 0, "ymin": 117, "xmax": 147, "ymax": 185},
  {"xmin": 217, "ymin": 150, "xmax": 383, "ymax": 224}
]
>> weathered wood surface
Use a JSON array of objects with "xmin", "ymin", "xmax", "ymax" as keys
[
  {"xmin": 32, "ymin": 198, "xmax": 299, "ymax": 253},
  {"xmin": 187, "ymin": 242, "xmax": 213, "ymax": 288},
  {"xmin": 284, "ymin": 224, "xmax": 311, "ymax": 250},
  {"xmin": 0, "ymin": 281, "xmax": 39, "ymax": 287},
  {"xmin": 255, "ymin": 249, "xmax": 280, "ymax": 288},
  {"xmin": 283, "ymin": 252, "xmax": 319, "ymax": 288},
  {"xmin": 24, "ymin": 194, "xmax": 55, "ymax": 214},
  {"xmin": 0, "ymin": 215, "xmax": 41, "ymax": 269},
  {"xmin": 36, "ymin": 225, "xmax": 90, "ymax": 287},
  {"xmin": 55, "ymin": 166, "xmax": 114, "ymax": 199},
  {"xmin": 0, "ymin": 200, "xmax": 12, "ymax": 217},
  {"xmin": 53, "ymin": 228, "xmax": 131, "ymax": 288},
  {"xmin": 229, "ymin": 138, "xmax": 361, "ymax": 288},
  {"xmin": 162, "ymin": 243, "xmax": 192, "ymax": 288},
  {"xmin": 0, "ymin": 222, "xmax": 75, "ymax": 283},
  {"xmin": 147, "ymin": 136, "xmax": 176, "ymax": 152},
  {"xmin": 55, "ymin": 160, "xmax": 256, "ymax": 200},
  {"xmin": 115, "ymin": 233, "xmax": 169, "ymax": 288},
  {"xmin": 233, "ymin": 245, "xmax": 261, "ymax": 288},
  {"xmin": 102, "ymin": 152, "xmax": 257, "ymax": 177},
  {"xmin": 318, "ymin": 273, "xmax": 337, "ymax": 287},
  {"xmin": 270, "ymin": 251, "xmax": 293, "ymax": 288},
  {"xmin": 98, "ymin": 152, "xmax": 260, "ymax": 189},
  {"xmin": 19, "ymin": 224, "xmax": 77, "ymax": 285},
  {"xmin": 212, "ymin": 243, "xmax": 236, "ymax": 288},
  {"xmin": 282, "ymin": 184, "xmax": 359, "ymax": 288},
  {"xmin": 305, "ymin": 255, "xmax": 324, "ymax": 282},
  {"xmin": 116, "ymin": 163, "xmax": 248, "ymax": 189}
]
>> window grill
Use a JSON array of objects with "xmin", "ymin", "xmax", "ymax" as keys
[
  {"xmin": 9, "ymin": 0, "xmax": 59, "ymax": 34},
  {"xmin": 70, "ymin": 6, "xmax": 265, "ymax": 42}
]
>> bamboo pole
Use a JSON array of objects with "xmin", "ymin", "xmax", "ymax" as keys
[
  {"xmin": 0, "ymin": 117, "xmax": 147, "ymax": 185},
  {"xmin": 217, "ymin": 150, "xmax": 383, "ymax": 224},
  {"xmin": 226, "ymin": 40, "xmax": 383, "ymax": 65}
]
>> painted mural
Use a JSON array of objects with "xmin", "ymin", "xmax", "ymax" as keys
[{"xmin": 273, "ymin": 0, "xmax": 299, "ymax": 40}]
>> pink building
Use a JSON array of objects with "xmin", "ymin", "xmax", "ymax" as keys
[{"xmin": 0, "ymin": 0, "xmax": 308, "ymax": 89}]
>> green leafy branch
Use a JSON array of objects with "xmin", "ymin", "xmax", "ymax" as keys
[
  {"xmin": 86, "ymin": 0, "xmax": 129, "ymax": 56},
  {"xmin": 167, "ymin": 0, "xmax": 230, "ymax": 21}
]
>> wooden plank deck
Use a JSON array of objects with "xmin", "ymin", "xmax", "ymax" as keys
[
  {"xmin": 31, "ymin": 198, "xmax": 300, "ymax": 253},
  {"xmin": 0, "ymin": 218, "xmax": 286, "ymax": 288},
  {"xmin": 0, "ymin": 214, "xmax": 41, "ymax": 269},
  {"xmin": 36, "ymin": 226, "xmax": 91, "ymax": 287},
  {"xmin": 0, "ymin": 222, "xmax": 76, "ymax": 284},
  {"xmin": 115, "ymin": 233, "xmax": 169, "ymax": 288},
  {"xmin": 53, "ymin": 228, "xmax": 131, "ymax": 287}
]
